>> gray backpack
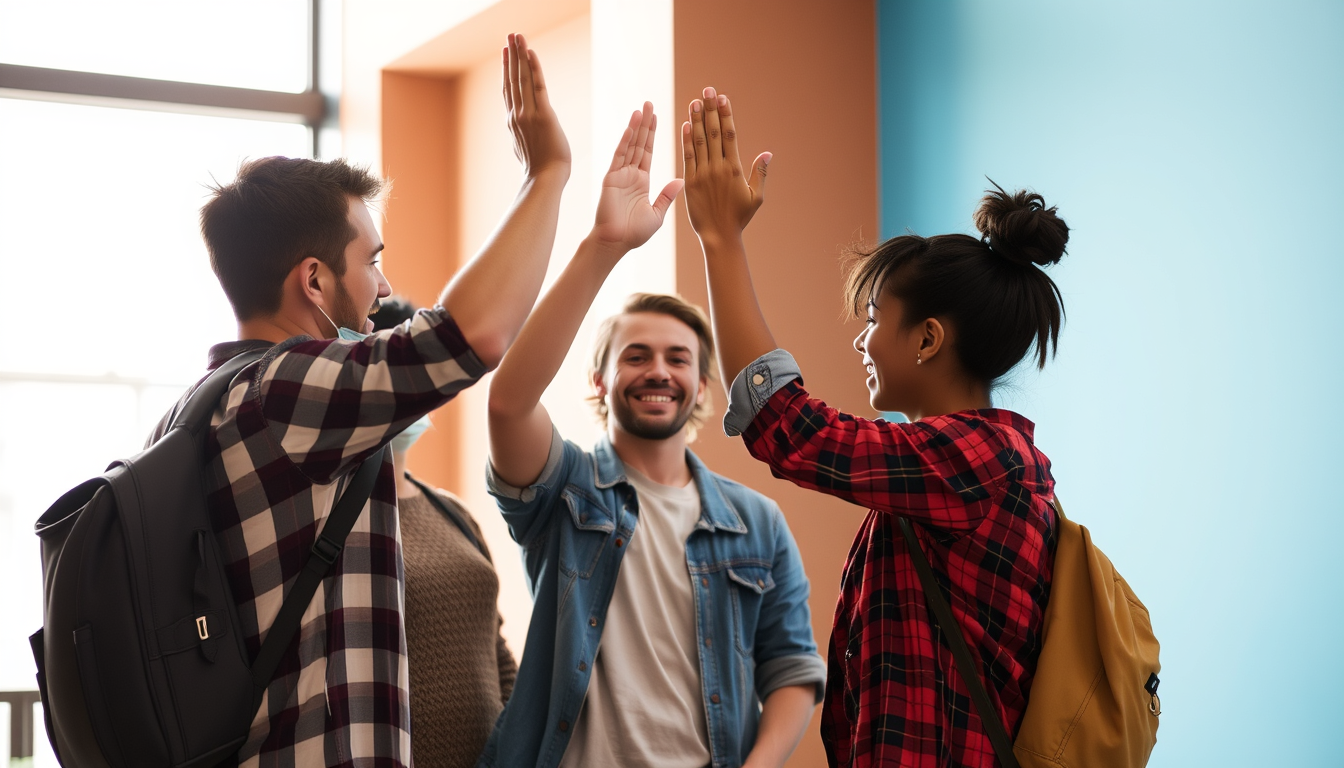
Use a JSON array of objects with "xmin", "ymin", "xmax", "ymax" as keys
[{"xmin": 31, "ymin": 349, "xmax": 385, "ymax": 767}]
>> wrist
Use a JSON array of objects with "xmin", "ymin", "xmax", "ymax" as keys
[
  {"xmin": 525, "ymin": 163, "xmax": 571, "ymax": 187},
  {"xmin": 697, "ymin": 229, "xmax": 745, "ymax": 255},
  {"xmin": 581, "ymin": 233, "xmax": 629, "ymax": 264}
]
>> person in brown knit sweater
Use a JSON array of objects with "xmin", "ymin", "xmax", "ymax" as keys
[{"xmin": 374, "ymin": 298, "xmax": 517, "ymax": 767}]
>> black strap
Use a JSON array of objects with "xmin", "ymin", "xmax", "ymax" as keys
[
  {"xmin": 898, "ymin": 516, "xmax": 1020, "ymax": 768},
  {"xmin": 173, "ymin": 349, "xmax": 268, "ymax": 434},
  {"xmin": 250, "ymin": 447, "xmax": 388, "ymax": 697},
  {"xmin": 403, "ymin": 473, "xmax": 488, "ymax": 558}
]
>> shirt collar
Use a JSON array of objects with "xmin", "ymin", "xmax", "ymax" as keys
[
  {"xmin": 945, "ymin": 408, "xmax": 1037, "ymax": 443},
  {"xmin": 206, "ymin": 339, "xmax": 280, "ymax": 370},
  {"xmin": 593, "ymin": 435, "xmax": 748, "ymax": 534}
]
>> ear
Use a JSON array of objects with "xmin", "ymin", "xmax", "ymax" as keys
[
  {"xmin": 918, "ymin": 318, "xmax": 947, "ymax": 361},
  {"xmin": 695, "ymin": 374, "xmax": 708, "ymax": 405},
  {"xmin": 592, "ymin": 370, "xmax": 609, "ymax": 399},
  {"xmin": 296, "ymin": 256, "xmax": 330, "ymax": 305}
]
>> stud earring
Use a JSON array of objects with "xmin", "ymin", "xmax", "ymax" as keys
[{"xmin": 916, "ymin": 353, "xmax": 923, "ymax": 366}]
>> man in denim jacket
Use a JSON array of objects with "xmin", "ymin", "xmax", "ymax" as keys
[{"xmin": 481, "ymin": 104, "xmax": 823, "ymax": 768}]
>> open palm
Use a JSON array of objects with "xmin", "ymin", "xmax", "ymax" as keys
[{"xmin": 592, "ymin": 102, "xmax": 684, "ymax": 250}]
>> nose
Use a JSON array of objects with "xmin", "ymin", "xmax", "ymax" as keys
[
  {"xmin": 645, "ymin": 355, "xmax": 672, "ymax": 382},
  {"xmin": 376, "ymin": 266, "xmax": 393, "ymax": 299},
  {"xmin": 853, "ymin": 328, "xmax": 866, "ymax": 355}
]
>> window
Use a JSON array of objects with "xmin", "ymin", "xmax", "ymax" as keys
[{"xmin": 0, "ymin": 3, "xmax": 336, "ymax": 763}]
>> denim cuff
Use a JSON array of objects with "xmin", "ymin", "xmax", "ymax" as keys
[
  {"xmin": 722, "ymin": 349, "xmax": 802, "ymax": 437},
  {"xmin": 486, "ymin": 426, "xmax": 565, "ymax": 503},
  {"xmin": 755, "ymin": 653, "xmax": 827, "ymax": 704}
]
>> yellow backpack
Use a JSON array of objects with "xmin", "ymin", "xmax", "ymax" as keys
[{"xmin": 899, "ymin": 499, "xmax": 1161, "ymax": 768}]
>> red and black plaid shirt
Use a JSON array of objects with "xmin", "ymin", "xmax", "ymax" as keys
[{"xmin": 741, "ymin": 379, "xmax": 1056, "ymax": 768}]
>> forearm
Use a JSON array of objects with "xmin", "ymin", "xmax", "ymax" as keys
[
  {"xmin": 742, "ymin": 684, "xmax": 816, "ymax": 768},
  {"xmin": 487, "ymin": 235, "xmax": 624, "ymax": 486},
  {"xmin": 438, "ymin": 168, "xmax": 569, "ymax": 368},
  {"xmin": 702, "ymin": 234, "xmax": 777, "ymax": 386}
]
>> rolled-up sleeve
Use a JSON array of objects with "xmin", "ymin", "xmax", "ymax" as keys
[
  {"xmin": 723, "ymin": 349, "xmax": 802, "ymax": 437},
  {"xmin": 486, "ymin": 426, "xmax": 568, "ymax": 545}
]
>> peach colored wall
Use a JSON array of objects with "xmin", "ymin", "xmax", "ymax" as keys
[
  {"xmin": 349, "ymin": 3, "xmax": 878, "ymax": 765},
  {"xmin": 672, "ymin": 2, "xmax": 879, "ymax": 765}
]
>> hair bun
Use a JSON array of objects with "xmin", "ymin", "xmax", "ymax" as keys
[{"xmin": 973, "ymin": 184, "xmax": 1069, "ymax": 267}]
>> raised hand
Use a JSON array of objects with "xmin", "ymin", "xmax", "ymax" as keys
[
  {"xmin": 502, "ymin": 33, "xmax": 571, "ymax": 180},
  {"xmin": 682, "ymin": 87, "xmax": 771, "ymax": 248},
  {"xmin": 592, "ymin": 102, "xmax": 684, "ymax": 251}
]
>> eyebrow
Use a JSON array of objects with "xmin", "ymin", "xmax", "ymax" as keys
[
  {"xmin": 370, "ymin": 243, "xmax": 385, "ymax": 258},
  {"xmin": 621, "ymin": 343, "xmax": 693, "ymax": 355}
]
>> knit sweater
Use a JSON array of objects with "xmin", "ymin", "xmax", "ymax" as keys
[{"xmin": 400, "ymin": 481, "xmax": 517, "ymax": 768}]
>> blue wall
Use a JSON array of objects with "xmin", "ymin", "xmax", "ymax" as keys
[{"xmin": 877, "ymin": 1, "xmax": 1344, "ymax": 765}]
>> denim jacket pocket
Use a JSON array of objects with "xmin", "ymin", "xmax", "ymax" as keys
[
  {"xmin": 727, "ymin": 565, "xmax": 776, "ymax": 654},
  {"xmin": 559, "ymin": 487, "xmax": 613, "ymax": 579}
]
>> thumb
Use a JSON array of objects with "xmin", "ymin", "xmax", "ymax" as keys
[
  {"xmin": 651, "ymin": 178, "xmax": 685, "ymax": 220},
  {"xmin": 748, "ymin": 152, "xmax": 771, "ymax": 200}
]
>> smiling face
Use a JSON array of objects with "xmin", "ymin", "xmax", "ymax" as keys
[
  {"xmin": 852, "ymin": 289, "xmax": 924, "ymax": 413},
  {"xmin": 327, "ymin": 197, "xmax": 391, "ymax": 334},
  {"xmin": 595, "ymin": 312, "xmax": 707, "ymax": 441}
]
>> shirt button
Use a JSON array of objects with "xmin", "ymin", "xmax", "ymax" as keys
[
  {"xmin": 559, "ymin": 720, "xmax": 569, "ymax": 732},
  {"xmin": 701, "ymin": 577, "xmax": 709, "ymax": 588},
  {"xmin": 711, "ymin": 694, "xmax": 721, "ymax": 704},
  {"xmin": 578, "ymin": 661, "xmax": 587, "ymax": 672},
  {"xmin": 752, "ymin": 373, "xmax": 765, "ymax": 386},
  {"xmin": 589, "ymin": 618, "xmax": 598, "ymax": 627},
  {"xmin": 704, "ymin": 637, "xmax": 712, "ymax": 648},
  {"xmin": 580, "ymin": 514, "xmax": 588, "ymax": 524},
  {"xmin": 615, "ymin": 538, "xmax": 624, "ymax": 548},
  {"xmin": 756, "ymin": 579, "xmax": 765, "ymax": 588}
]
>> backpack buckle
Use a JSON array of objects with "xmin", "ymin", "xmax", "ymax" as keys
[
  {"xmin": 196, "ymin": 615, "xmax": 210, "ymax": 640},
  {"xmin": 1145, "ymin": 673, "xmax": 1161, "ymax": 716},
  {"xmin": 312, "ymin": 535, "xmax": 343, "ymax": 565}
]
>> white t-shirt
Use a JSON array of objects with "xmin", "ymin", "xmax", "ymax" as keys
[{"xmin": 558, "ymin": 463, "xmax": 711, "ymax": 768}]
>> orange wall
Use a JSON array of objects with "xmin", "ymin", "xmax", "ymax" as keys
[
  {"xmin": 359, "ymin": 3, "xmax": 878, "ymax": 766},
  {"xmin": 672, "ymin": 2, "xmax": 879, "ymax": 765}
]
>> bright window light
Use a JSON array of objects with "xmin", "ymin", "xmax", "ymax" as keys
[
  {"xmin": 0, "ymin": 95, "xmax": 311, "ymax": 693},
  {"xmin": 0, "ymin": 0, "xmax": 311, "ymax": 93}
]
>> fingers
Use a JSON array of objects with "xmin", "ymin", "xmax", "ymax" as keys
[
  {"xmin": 626, "ymin": 102, "xmax": 654, "ymax": 169},
  {"xmin": 689, "ymin": 98, "xmax": 708, "ymax": 170},
  {"xmin": 526, "ymin": 47, "xmax": 552, "ymax": 111},
  {"xmin": 652, "ymin": 179, "xmax": 685, "ymax": 221},
  {"xmin": 608, "ymin": 111, "xmax": 639, "ymax": 173},
  {"xmin": 515, "ymin": 34, "xmax": 536, "ymax": 113},
  {"xmin": 507, "ymin": 35, "xmax": 523, "ymax": 114},
  {"xmin": 501, "ymin": 46, "xmax": 513, "ymax": 113},
  {"xmin": 681, "ymin": 121, "xmax": 694, "ymax": 177},
  {"xmin": 639, "ymin": 111, "xmax": 658, "ymax": 173},
  {"xmin": 702, "ymin": 87, "xmax": 723, "ymax": 166},
  {"xmin": 749, "ymin": 152, "xmax": 772, "ymax": 201},
  {"xmin": 717, "ymin": 93, "xmax": 742, "ymax": 173}
]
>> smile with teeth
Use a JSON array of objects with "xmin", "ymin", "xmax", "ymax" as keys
[{"xmin": 636, "ymin": 394, "xmax": 676, "ymax": 403}]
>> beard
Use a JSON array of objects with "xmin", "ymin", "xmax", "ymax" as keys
[
  {"xmin": 329, "ymin": 278, "xmax": 380, "ymax": 333},
  {"xmin": 609, "ymin": 383, "xmax": 696, "ymax": 440}
]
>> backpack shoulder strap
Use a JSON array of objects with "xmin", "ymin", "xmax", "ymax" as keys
[
  {"xmin": 403, "ymin": 473, "xmax": 488, "ymax": 559},
  {"xmin": 173, "ymin": 349, "xmax": 268, "ymax": 434},
  {"xmin": 898, "ymin": 516, "xmax": 1020, "ymax": 768},
  {"xmin": 249, "ymin": 446, "xmax": 388, "ymax": 697}
]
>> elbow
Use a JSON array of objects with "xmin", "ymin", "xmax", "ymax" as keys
[
  {"xmin": 464, "ymin": 328, "xmax": 508, "ymax": 372},
  {"xmin": 487, "ymin": 376, "xmax": 527, "ymax": 424}
]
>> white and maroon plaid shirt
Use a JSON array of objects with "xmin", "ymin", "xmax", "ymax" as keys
[{"xmin": 150, "ymin": 307, "xmax": 485, "ymax": 767}]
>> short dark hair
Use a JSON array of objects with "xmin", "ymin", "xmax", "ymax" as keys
[
  {"xmin": 200, "ymin": 157, "xmax": 386, "ymax": 321},
  {"xmin": 843, "ymin": 184, "xmax": 1070, "ymax": 384},
  {"xmin": 588, "ymin": 293, "xmax": 716, "ymax": 432}
]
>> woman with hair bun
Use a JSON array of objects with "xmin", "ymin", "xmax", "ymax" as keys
[{"xmin": 682, "ymin": 86, "xmax": 1067, "ymax": 767}]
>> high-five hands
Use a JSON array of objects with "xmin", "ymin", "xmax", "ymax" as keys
[
  {"xmin": 592, "ymin": 102, "xmax": 685, "ymax": 252},
  {"xmin": 682, "ymin": 87, "xmax": 771, "ymax": 249},
  {"xmin": 503, "ymin": 33, "xmax": 571, "ymax": 181}
]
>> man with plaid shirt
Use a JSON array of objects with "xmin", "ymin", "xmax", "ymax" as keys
[{"xmin": 147, "ymin": 34, "xmax": 568, "ymax": 768}]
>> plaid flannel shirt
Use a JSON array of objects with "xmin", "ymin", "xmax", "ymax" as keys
[
  {"xmin": 725, "ymin": 351, "xmax": 1056, "ymax": 768},
  {"xmin": 150, "ymin": 307, "xmax": 485, "ymax": 767}
]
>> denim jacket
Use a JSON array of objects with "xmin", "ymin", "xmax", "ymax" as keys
[{"xmin": 478, "ymin": 430, "xmax": 826, "ymax": 768}]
